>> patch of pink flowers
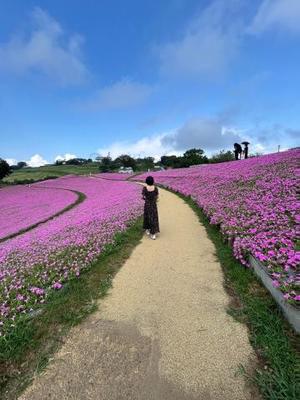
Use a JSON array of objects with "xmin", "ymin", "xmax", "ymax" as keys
[
  {"xmin": 0, "ymin": 176, "xmax": 143, "ymax": 335},
  {"xmin": 0, "ymin": 185, "xmax": 78, "ymax": 240},
  {"xmin": 135, "ymin": 150, "xmax": 300, "ymax": 304},
  {"xmin": 95, "ymin": 173, "xmax": 133, "ymax": 180}
]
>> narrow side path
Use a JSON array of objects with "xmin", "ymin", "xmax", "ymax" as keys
[{"xmin": 20, "ymin": 188, "xmax": 258, "ymax": 400}]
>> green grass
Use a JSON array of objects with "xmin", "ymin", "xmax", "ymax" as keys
[
  {"xmin": 0, "ymin": 218, "xmax": 143, "ymax": 400},
  {"xmin": 171, "ymin": 190, "xmax": 299, "ymax": 400},
  {"xmin": 3, "ymin": 163, "xmax": 101, "ymax": 184}
]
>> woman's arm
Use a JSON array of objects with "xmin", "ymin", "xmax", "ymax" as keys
[{"xmin": 142, "ymin": 186, "xmax": 146, "ymax": 200}]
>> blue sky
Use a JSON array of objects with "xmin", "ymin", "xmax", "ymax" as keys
[{"xmin": 1, "ymin": 0, "xmax": 299, "ymax": 166}]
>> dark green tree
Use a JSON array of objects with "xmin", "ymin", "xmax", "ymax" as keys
[
  {"xmin": 182, "ymin": 148, "xmax": 208, "ymax": 166},
  {"xmin": 99, "ymin": 156, "xmax": 113, "ymax": 172},
  {"xmin": 0, "ymin": 158, "xmax": 11, "ymax": 180},
  {"xmin": 114, "ymin": 154, "xmax": 136, "ymax": 170},
  {"xmin": 76, "ymin": 158, "xmax": 88, "ymax": 164},
  {"xmin": 17, "ymin": 161, "xmax": 27, "ymax": 169},
  {"xmin": 209, "ymin": 150, "xmax": 235, "ymax": 163},
  {"xmin": 136, "ymin": 157, "xmax": 155, "ymax": 171},
  {"xmin": 65, "ymin": 158, "xmax": 81, "ymax": 165},
  {"xmin": 160, "ymin": 155, "xmax": 180, "ymax": 168}
]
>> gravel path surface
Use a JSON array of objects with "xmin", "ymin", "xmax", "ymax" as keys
[{"xmin": 20, "ymin": 187, "xmax": 258, "ymax": 400}]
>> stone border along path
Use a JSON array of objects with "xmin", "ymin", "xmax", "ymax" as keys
[{"xmin": 20, "ymin": 186, "xmax": 259, "ymax": 400}]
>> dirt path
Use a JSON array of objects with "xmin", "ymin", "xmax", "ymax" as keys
[{"xmin": 20, "ymin": 188, "xmax": 258, "ymax": 400}]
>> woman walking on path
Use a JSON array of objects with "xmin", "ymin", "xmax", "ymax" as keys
[{"xmin": 142, "ymin": 176, "xmax": 160, "ymax": 240}]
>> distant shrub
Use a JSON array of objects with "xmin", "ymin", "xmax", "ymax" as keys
[
  {"xmin": 209, "ymin": 150, "xmax": 235, "ymax": 163},
  {"xmin": 0, "ymin": 158, "xmax": 11, "ymax": 180}
]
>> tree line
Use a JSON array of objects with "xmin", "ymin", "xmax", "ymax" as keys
[
  {"xmin": 0, "ymin": 149, "xmax": 236, "ymax": 180},
  {"xmin": 97, "ymin": 148, "xmax": 235, "ymax": 172}
]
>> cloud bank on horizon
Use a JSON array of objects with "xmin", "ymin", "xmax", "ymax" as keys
[
  {"xmin": 5, "ymin": 154, "xmax": 49, "ymax": 168},
  {"xmin": 1, "ymin": 0, "xmax": 299, "ymax": 166}
]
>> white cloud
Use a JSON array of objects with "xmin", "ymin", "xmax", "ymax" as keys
[
  {"xmin": 253, "ymin": 143, "xmax": 266, "ymax": 153},
  {"xmin": 97, "ymin": 131, "xmax": 176, "ymax": 160},
  {"xmin": 54, "ymin": 153, "xmax": 77, "ymax": 162},
  {"xmin": 157, "ymin": 0, "xmax": 300, "ymax": 79},
  {"xmin": 97, "ymin": 115, "xmax": 298, "ymax": 160},
  {"xmin": 247, "ymin": 124, "xmax": 300, "ymax": 151},
  {"xmin": 97, "ymin": 116, "xmax": 245, "ymax": 160},
  {"xmin": 82, "ymin": 79, "xmax": 153, "ymax": 111},
  {"xmin": 26, "ymin": 154, "xmax": 48, "ymax": 167},
  {"xmin": 157, "ymin": 0, "xmax": 242, "ymax": 78},
  {"xmin": 248, "ymin": 0, "xmax": 300, "ymax": 35},
  {"xmin": 0, "ymin": 7, "xmax": 88, "ymax": 85},
  {"xmin": 5, "ymin": 158, "xmax": 18, "ymax": 166},
  {"xmin": 162, "ymin": 117, "xmax": 243, "ymax": 151}
]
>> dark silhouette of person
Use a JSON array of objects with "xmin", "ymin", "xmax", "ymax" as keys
[
  {"xmin": 233, "ymin": 143, "xmax": 242, "ymax": 160},
  {"xmin": 242, "ymin": 141, "xmax": 250, "ymax": 159},
  {"xmin": 142, "ymin": 176, "xmax": 159, "ymax": 240}
]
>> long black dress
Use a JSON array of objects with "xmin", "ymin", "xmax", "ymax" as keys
[{"xmin": 142, "ymin": 186, "xmax": 160, "ymax": 235}]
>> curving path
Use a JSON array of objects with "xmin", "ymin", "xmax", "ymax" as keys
[{"xmin": 20, "ymin": 187, "xmax": 258, "ymax": 400}]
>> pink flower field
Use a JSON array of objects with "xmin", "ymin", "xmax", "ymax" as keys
[
  {"xmin": 0, "ymin": 176, "xmax": 143, "ymax": 335},
  {"xmin": 1, "ymin": 151, "xmax": 299, "ymax": 337},
  {"xmin": 134, "ymin": 150, "xmax": 300, "ymax": 304},
  {"xmin": 0, "ymin": 185, "xmax": 78, "ymax": 240},
  {"xmin": 94, "ymin": 173, "xmax": 133, "ymax": 180}
]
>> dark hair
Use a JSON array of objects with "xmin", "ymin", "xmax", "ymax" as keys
[{"xmin": 145, "ymin": 176, "xmax": 154, "ymax": 186}]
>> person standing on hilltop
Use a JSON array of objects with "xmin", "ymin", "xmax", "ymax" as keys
[
  {"xmin": 233, "ymin": 143, "xmax": 242, "ymax": 160},
  {"xmin": 242, "ymin": 141, "xmax": 250, "ymax": 159},
  {"xmin": 142, "ymin": 176, "xmax": 160, "ymax": 240}
]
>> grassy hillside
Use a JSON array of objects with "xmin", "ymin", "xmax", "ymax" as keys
[{"xmin": 3, "ymin": 163, "xmax": 100, "ymax": 184}]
